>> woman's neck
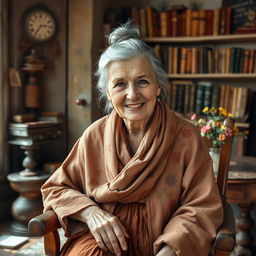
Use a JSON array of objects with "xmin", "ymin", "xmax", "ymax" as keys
[{"xmin": 125, "ymin": 130, "xmax": 144, "ymax": 156}]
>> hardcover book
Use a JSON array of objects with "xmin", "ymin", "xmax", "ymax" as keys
[{"xmin": 223, "ymin": 0, "xmax": 256, "ymax": 34}]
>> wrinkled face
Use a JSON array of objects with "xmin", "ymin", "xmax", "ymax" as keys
[{"xmin": 106, "ymin": 55, "xmax": 161, "ymax": 128}]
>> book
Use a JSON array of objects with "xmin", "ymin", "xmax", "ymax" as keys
[
  {"xmin": 191, "ymin": 10, "xmax": 199, "ymax": 36},
  {"xmin": 185, "ymin": 9, "xmax": 192, "ymax": 36},
  {"xmin": 168, "ymin": 47, "xmax": 174, "ymax": 74},
  {"xmin": 0, "ymin": 235, "xmax": 28, "ymax": 249},
  {"xmin": 205, "ymin": 10, "xmax": 214, "ymax": 35},
  {"xmin": 180, "ymin": 47, "xmax": 188, "ymax": 73},
  {"xmin": 219, "ymin": 6, "xmax": 228, "ymax": 34},
  {"xmin": 213, "ymin": 8, "xmax": 220, "ymax": 35},
  {"xmin": 188, "ymin": 82, "xmax": 196, "ymax": 113},
  {"xmin": 170, "ymin": 9, "xmax": 178, "ymax": 37},
  {"xmin": 198, "ymin": 9, "xmax": 206, "ymax": 36},
  {"xmin": 201, "ymin": 82, "xmax": 213, "ymax": 108},
  {"xmin": 223, "ymin": 0, "xmax": 256, "ymax": 34},
  {"xmin": 160, "ymin": 11, "xmax": 169, "ymax": 37},
  {"xmin": 191, "ymin": 47, "xmax": 199, "ymax": 73},
  {"xmin": 175, "ymin": 82, "xmax": 185, "ymax": 113},
  {"xmin": 211, "ymin": 85, "xmax": 220, "ymax": 108},
  {"xmin": 225, "ymin": 47, "xmax": 231, "ymax": 73},
  {"xmin": 195, "ymin": 83, "xmax": 205, "ymax": 113},
  {"xmin": 248, "ymin": 49, "xmax": 255, "ymax": 73},
  {"xmin": 139, "ymin": 8, "xmax": 148, "ymax": 37}
]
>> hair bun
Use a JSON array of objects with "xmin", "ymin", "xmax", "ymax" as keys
[{"xmin": 108, "ymin": 22, "xmax": 140, "ymax": 45}]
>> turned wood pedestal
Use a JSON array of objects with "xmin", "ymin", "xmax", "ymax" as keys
[
  {"xmin": 7, "ymin": 172, "xmax": 50, "ymax": 236},
  {"xmin": 228, "ymin": 157, "xmax": 256, "ymax": 256},
  {"xmin": 8, "ymin": 122, "xmax": 62, "ymax": 236}
]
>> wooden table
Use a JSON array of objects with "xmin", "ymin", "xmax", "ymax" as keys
[
  {"xmin": 7, "ymin": 121, "xmax": 62, "ymax": 235},
  {"xmin": 227, "ymin": 157, "xmax": 256, "ymax": 256}
]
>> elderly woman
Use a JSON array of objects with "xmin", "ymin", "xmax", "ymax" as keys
[{"xmin": 42, "ymin": 23, "xmax": 223, "ymax": 256}]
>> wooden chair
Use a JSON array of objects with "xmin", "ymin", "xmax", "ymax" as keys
[{"xmin": 28, "ymin": 118, "xmax": 236, "ymax": 256}]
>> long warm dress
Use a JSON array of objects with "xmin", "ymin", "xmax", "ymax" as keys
[
  {"xmin": 42, "ymin": 102, "xmax": 223, "ymax": 256},
  {"xmin": 60, "ymin": 203, "xmax": 150, "ymax": 256}
]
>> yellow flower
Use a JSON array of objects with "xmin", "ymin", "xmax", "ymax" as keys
[{"xmin": 202, "ymin": 107, "xmax": 209, "ymax": 113}]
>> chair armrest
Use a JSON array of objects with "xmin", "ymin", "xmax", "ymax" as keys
[
  {"xmin": 28, "ymin": 210, "xmax": 61, "ymax": 236},
  {"xmin": 212, "ymin": 200, "xmax": 236, "ymax": 252}
]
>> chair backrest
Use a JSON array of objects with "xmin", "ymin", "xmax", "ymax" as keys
[{"xmin": 202, "ymin": 118, "xmax": 234, "ymax": 197}]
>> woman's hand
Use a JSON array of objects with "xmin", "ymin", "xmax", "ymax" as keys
[
  {"xmin": 155, "ymin": 245, "xmax": 177, "ymax": 256},
  {"xmin": 82, "ymin": 205, "xmax": 129, "ymax": 256}
]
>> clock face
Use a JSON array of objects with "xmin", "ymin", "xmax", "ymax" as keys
[{"xmin": 22, "ymin": 5, "xmax": 57, "ymax": 44}]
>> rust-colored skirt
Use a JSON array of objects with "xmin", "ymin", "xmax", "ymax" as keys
[{"xmin": 60, "ymin": 203, "xmax": 151, "ymax": 256}]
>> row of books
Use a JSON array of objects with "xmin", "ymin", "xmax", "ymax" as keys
[
  {"xmin": 167, "ymin": 81, "xmax": 250, "ymax": 119},
  {"xmin": 129, "ymin": 5, "xmax": 232, "ymax": 37},
  {"xmin": 154, "ymin": 46, "xmax": 256, "ymax": 74}
]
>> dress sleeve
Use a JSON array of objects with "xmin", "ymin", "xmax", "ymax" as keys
[
  {"xmin": 154, "ymin": 139, "xmax": 224, "ymax": 256},
  {"xmin": 41, "ymin": 132, "xmax": 98, "ymax": 238}
]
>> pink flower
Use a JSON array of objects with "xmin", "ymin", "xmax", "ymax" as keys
[
  {"xmin": 225, "ymin": 127, "xmax": 233, "ymax": 137},
  {"xmin": 191, "ymin": 114, "xmax": 197, "ymax": 121},
  {"xmin": 200, "ymin": 125, "xmax": 211, "ymax": 133}
]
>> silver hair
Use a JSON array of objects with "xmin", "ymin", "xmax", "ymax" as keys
[{"xmin": 95, "ymin": 22, "xmax": 169, "ymax": 114}]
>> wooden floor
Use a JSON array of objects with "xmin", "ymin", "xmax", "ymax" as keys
[{"xmin": 0, "ymin": 219, "xmax": 41, "ymax": 255}]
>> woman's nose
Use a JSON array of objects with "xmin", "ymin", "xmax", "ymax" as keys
[{"xmin": 126, "ymin": 84, "xmax": 138, "ymax": 100}]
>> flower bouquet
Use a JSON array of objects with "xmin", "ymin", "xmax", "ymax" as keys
[{"xmin": 191, "ymin": 107, "xmax": 234, "ymax": 148}]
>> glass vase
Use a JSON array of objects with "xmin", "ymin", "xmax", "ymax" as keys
[{"xmin": 209, "ymin": 147, "xmax": 220, "ymax": 176}]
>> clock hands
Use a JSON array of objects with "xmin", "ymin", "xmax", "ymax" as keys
[{"xmin": 34, "ymin": 24, "xmax": 48, "ymax": 37}]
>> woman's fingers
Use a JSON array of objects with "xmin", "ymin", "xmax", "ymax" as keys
[
  {"xmin": 104, "ymin": 227, "xmax": 122, "ymax": 256},
  {"xmin": 100, "ymin": 228, "xmax": 116, "ymax": 254},
  {"xmin": 112, "ymin": 221, "xmax": 128, "ymax": 251},
  {"xmin": 84, "ymin": 206, "xmax": 129, "ymax": 255},
  {"xmin": 91, "ymin": 230, "xmax": 108, "ymax": 253}
]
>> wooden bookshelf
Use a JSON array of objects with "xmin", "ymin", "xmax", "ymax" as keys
[
  {"xmin": 167, "ymin": 73, "xmax": 256, "ymax": 79},
  {"xmin": 143, "ymin": 34, "xmax": 256, "ymax": 44}
]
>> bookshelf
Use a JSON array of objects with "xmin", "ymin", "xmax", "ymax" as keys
[
  {"xmin": 143, "ymin": 34, "xmax": 256, "ymax": 44},
  {"xmin": 167, "ymin": 73, "xmax": 256, "ymax": 79},
  {"xmin": 143, "ymin": 33, "xmax": 256, "ymax": 157}
]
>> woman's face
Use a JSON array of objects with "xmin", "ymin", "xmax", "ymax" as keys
[{"xmin": 106, "ymin": 55, "xmax": 161, "ymax": 130}]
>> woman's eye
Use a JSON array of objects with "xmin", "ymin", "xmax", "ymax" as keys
[
  {"xmin": 114, "ymin": 82, "xmax": 125, "ymax": 88},
  {"xmin": 137, "ymin": 79, "xmax": 149, "ymax": 85}
]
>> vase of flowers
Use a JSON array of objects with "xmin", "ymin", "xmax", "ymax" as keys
[{"xmin": 191, "ymin": 107, "xmax": 234, "ymax": 175}]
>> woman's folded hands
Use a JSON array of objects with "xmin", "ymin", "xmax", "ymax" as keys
[{"xmin": 75, "ymin": 205, "xmax": 129, "ymax": 256}]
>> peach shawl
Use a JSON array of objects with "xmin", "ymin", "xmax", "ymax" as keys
[
  {"xmin": 42, "ymin": 102, "xmax": 223, "ymax": 256},
  {"xmin": 93, "ymin": 101, "xmax": 174, "ymax": 203}
]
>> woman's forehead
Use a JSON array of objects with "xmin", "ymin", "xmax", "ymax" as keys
[{"xmin": 108, "ymin": 55, "xmax": 153, "ymax": 78}]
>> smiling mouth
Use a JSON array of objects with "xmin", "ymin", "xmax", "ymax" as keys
[{"xmin": 125, "ymin": 103, "xmax": 144, "ymax": 110}]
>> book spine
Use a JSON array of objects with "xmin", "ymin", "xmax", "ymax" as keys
[
  {"xmin": 202, "ymin": 83, "xmax": 213, "ymax": 108},
  {"xmin": 139, "ymin": 8, "xmax": 148, "ymax": 37},
  {"xmin": 211, "ymin": 85, "xmax": 220, "ymax": 108},
  {"xmin": 195, "ymin": 84, "xmax": 205, "ymax": 113},
  {"xmin": 205, "ymin": 10, "xmax": 214, "ymax": 35},
  {"xmin": 198, "ymin": 9, "xmax": 206, "ymax": 36},
  {"xmin": 180, "ymin": 47, "xmax": 188, "ymax": 73},
  {"xmin": 175, "ymin": 83, "xmax": 185, "ymax": 113},
  {"xmin": 185, "ymin": 9, "xmax": 192, "ymax": 36},
  {"xmin": 213, "ymin": 8, "xmax": 220, "ymax": 35},
  {"xmin": 191, "ymin": 10, "xmax": 199, "ymax": 36}
]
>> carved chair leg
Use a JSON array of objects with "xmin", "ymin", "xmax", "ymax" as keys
[
  {"xmin": 44, "ymin": 230, "xmax": 60, "ymax": 256},
  {"xmin": 232, "ymin": 203, "xmax": 254, "ymax": 256}
]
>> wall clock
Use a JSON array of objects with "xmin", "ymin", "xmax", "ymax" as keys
[{"xmin": 21, "ymin": 4, "xmax": 58, "ymax": 45}]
